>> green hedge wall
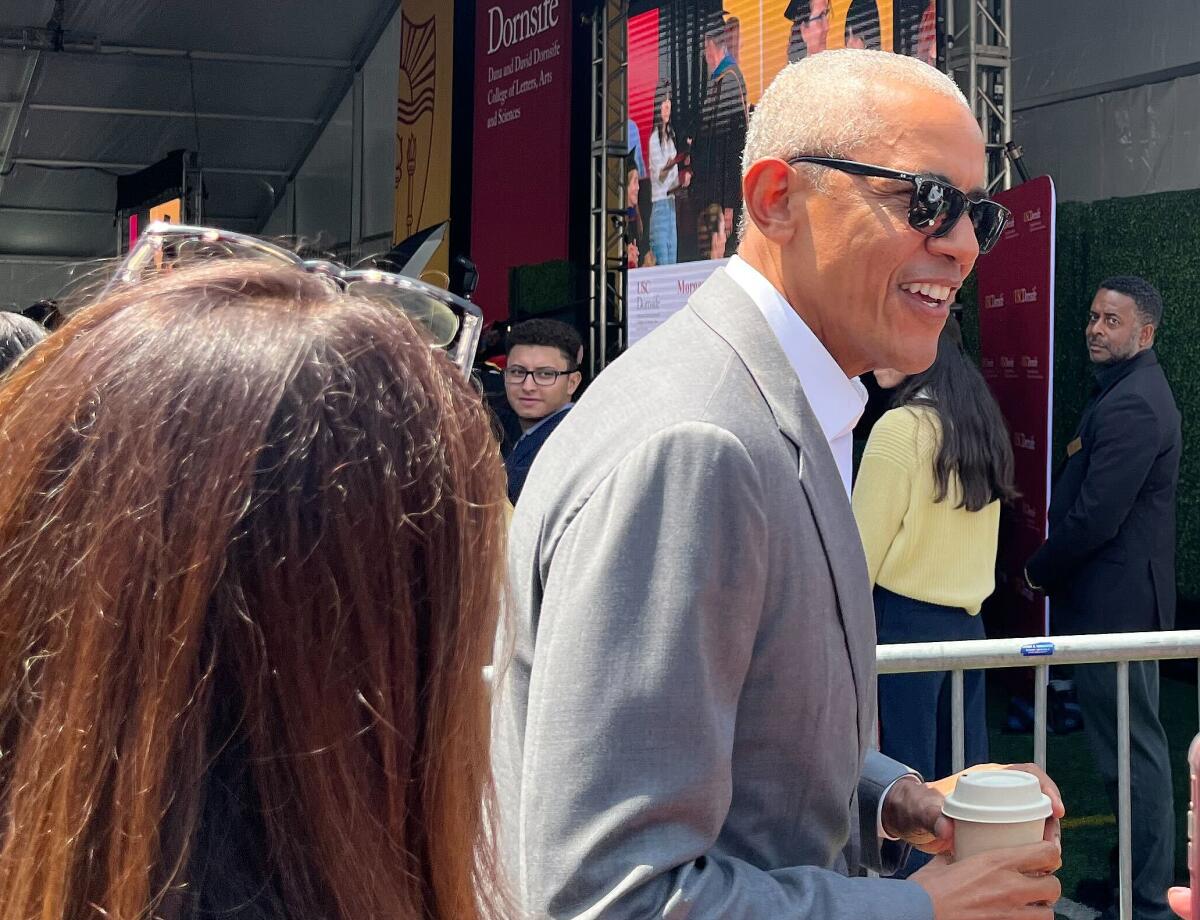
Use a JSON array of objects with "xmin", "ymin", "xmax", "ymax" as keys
[
  {"xmin": 509, "ymin": 259, "xmax": 577, "ymax": 321},
  {"xmin": 964, "ymin": 189, "xmax": 1200, "ymax": 599}
]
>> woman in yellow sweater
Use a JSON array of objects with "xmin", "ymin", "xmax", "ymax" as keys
[{"xmin": 852, "ymin": 318, "xmax": 1016, "ymax": 875}]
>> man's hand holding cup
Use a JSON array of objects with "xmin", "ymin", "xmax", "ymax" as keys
[{"xmin": 882, "ymin": 763, "xmax": 1066, "ymax": 919}]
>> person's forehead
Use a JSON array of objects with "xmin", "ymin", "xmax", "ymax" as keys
[
  {"xmin": 1092, "ymin": 288, "xmax": 1137, "ymax": 315},
  {"xmin": 860, "ymin": 86, "xmax": 986, "ymax": 193},
  {"xmin": 508, "ymin": 343, "xmax": 570, "ymax": 367}
]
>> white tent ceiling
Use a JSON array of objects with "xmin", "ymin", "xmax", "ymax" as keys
[{"xmin": 0, "ymin": 0, "xmax": 399, "ymax": 259}]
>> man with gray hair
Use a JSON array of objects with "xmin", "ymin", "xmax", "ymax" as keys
[{"xmin": 493, "ymin": 50, "xmax": 1064, "ymax": 919}]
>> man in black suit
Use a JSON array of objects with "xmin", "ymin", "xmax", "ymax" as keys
[{"xmin": 1026, "ymin": 276, "xmax": 1180, "ymax": 920}]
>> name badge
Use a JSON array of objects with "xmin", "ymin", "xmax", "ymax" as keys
[{"xmin": 1067, "ymin": 437, "xmax": 1082, "ymax": 457}]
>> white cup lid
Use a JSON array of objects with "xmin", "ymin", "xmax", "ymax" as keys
[{"xmin": 941, "ymin": 770, "xmax": 1053, "ymax": 824}]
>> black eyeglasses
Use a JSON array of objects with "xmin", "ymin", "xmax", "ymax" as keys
[
  {"xmin": 504, "ymin": 366, "xmax": 579, "ymax": 386},
  {"xmin": 788, "ymin": 156, "xmax": 1011, "ymax": 254}
]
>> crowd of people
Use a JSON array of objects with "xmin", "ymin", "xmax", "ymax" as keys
[{"xmin": 0, "ymin": 46, "xmax": 1190, "ymax": 920}]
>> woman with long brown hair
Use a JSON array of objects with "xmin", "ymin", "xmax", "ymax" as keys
[{"xmin": 0, "ymin": 255, "xmax": 508, "ymax": 919}]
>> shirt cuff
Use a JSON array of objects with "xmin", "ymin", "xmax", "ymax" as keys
[{"xmin": 877, "ymin": 771, "xmax": 924, "ymax": 841}]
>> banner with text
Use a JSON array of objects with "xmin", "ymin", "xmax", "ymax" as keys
[
  {"xmin": 976, "ymin": 175, "xmax": 1056, "ymax": 638},
  {"xmin": 394, "ymin": 0, "xmax": 455, "ymax": 280},
  {"xmin": 471, "ymin": 0, "xmax": 572, "ymax": 323},
  {"xmin": 626, "ymin": 0, "xmax": 938, "ymax": 341},
  {"xmin": 628, "ymin": 258, "xmax": 730, "ymax": 346}
]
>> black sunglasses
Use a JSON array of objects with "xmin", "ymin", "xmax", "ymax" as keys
[{"xmin": 788, "ymin": 156, "xmax": 1011, "ymax": 254}]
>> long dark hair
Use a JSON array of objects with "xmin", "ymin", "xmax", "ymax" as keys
[
  {"xmin": 653, "ymin": 78, "xmax": 675, "ymax": 146},
  {"xmin": 0, "ymin": 261, "xmax": 509, "ymax": 919},
  {"xmin": 891, "ymin": 319, "xmax": 1017, "ymax": 512}
]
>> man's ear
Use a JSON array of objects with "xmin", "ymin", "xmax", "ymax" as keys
[
  {"xmin": 743, "ymin": 158, "xmax": 800, "ymax": 244},
  {"xmin": 1140, "ymin": 322, "xmax": 1157, "ymax": 349},
  {"xmin": 567, "ymin": 371, "xmax": 582, "ymax": 397}
]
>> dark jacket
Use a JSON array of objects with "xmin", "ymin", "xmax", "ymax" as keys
[
  {"xmin": 693, "ymin": 55, "xmax": 748, "ymax": 255},
  {"xmin": 1027, "ymin": 349, "xmax": 1180, "ymax": 634},
  {"xmin": 504, "ymin": 406, "xmax": 571, "ymax": 504},
  {"xmin": 476, "ymin": 362, "xmax": 523, "ymax": 455}
]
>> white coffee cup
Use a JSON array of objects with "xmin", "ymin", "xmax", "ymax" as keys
[{"xmin": 942, "ymin": 769, "xmax": 1053, "ymax": 861}]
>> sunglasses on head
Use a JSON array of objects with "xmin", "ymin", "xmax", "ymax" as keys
[
  {"xmin": 102, "ymin": 223, "xmax": 484, "ymax": 379},
  {"xmin": 788, "ymin": 156, "xmax": 1011, "ymax": 254}
]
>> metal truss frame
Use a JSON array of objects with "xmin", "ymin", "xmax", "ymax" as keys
[
  {"xmin": 587, "ymin": 0, "xmax": 628, "ymax": 377},
  {"xmin": 945, "ymin": 0, "xmax": 1013, "ymax": 193}
]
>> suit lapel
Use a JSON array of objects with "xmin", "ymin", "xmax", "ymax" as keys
[
  {"xmin": 688, "ymin": 268, "xmax": 876, "ymax": 742},
  {"xmin": 510, "ymin": 410, "xmax": 564, "ymax": 468},
  {"xmin": 508, "ymin": 432, "xmax": 535, "ymax": 469}
]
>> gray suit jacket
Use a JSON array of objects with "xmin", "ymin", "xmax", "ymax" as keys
[{"xmin": 492, "ymin": 268, "xmax": 934, "ymax": 919}]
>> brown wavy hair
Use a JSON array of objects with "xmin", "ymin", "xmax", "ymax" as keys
[{"xmin": 0, "ymin": 261, "xmax": 509, "ymax": 919}]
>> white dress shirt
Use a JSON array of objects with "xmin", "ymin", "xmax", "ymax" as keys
[
  {"xmin": 648, "ymin": 130, "xmax": 679, "ymax": 202},
  {"xmin": 723, "ymin": 256, "xmax": 919, "ymax": 839},
  {"xmin": 724, "ymin": 256, "xmax": 868, "ymax": 497}
]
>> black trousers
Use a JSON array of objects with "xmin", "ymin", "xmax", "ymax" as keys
[
  {"xmin": 1074, "ymin": 661, "xmax": 1175, "ymax": 920},
  {"xmin": 875, "ymin": 586, "xmax": 989, "ymax": 877}
]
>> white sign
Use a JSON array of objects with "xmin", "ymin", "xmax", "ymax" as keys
[{"xmin": 627, "ymin": 258, "xmax": 729, "ymax": 346}]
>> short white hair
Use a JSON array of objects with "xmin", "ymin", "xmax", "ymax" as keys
[{"xmin": 742, "ymin": 49, "xmax": 970, "ymax": 183}]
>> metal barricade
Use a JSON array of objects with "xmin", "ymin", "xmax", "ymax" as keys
[{"xmin": 877, "ymin": 629, "xmax": 1200, "ymax": 920}]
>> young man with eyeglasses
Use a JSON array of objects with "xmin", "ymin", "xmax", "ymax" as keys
[
  {"xmin": 494, "ymin": 50, "xmax": 1065, "ymax": 920},
  {"xmin": 502, "ymin": 318, "xmax": 583, "ymax": 504}
]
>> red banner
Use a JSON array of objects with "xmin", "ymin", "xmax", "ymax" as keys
[
  {"xmin": 470, "ymin": 0, "xmax": 572, "ymax": 322},
  {"xmin": 976, "ymin": 176, "xmax": 1056, "ymax": 637}
]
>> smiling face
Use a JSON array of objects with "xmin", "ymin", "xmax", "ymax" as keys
[{"xmin": 778, "ymin": 82, "xmax": 985, "ymax": 376}]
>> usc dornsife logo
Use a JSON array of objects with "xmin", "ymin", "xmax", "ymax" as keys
[
  {"xmin": 1024, "ymin": 208, "xmax": 1042, "ymax": 223},
  {"xmin": 1013, "ymin": 287, "xmax": 1039, "ymax": 304},
  {"xmin": 1013, "ymin": 432, "xmax": 1036, "ymax": 451},
  {"xmin": 984, "ymin": 293, "xmax": 1006, "ymax": 309}
]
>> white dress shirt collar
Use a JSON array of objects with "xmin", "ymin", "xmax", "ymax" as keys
[
  {"xmin": 517, "ymin": 402, "xmax": 574, "ymax": 442},
  {"xmin": 723, "ymin": 256, "xmax": 867, "ymax": 496}
]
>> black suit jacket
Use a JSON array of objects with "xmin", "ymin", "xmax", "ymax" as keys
[
  {"xmin": 1027, "ymin": 349, "xmax": 1181, "ymax": 634},
  {"xmin": 504, "ymin": 406, "xmax": 571, "ymax": 505}
]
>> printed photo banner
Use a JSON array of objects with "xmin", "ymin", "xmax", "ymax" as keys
[{"xmin": 625, "ymin": 0, "xmax": 939, "ymax": 343}]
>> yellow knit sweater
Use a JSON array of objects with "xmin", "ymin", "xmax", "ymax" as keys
[{"xmin": 852, "ymin": 405, "xmax": 1000, "ymax": 615}]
